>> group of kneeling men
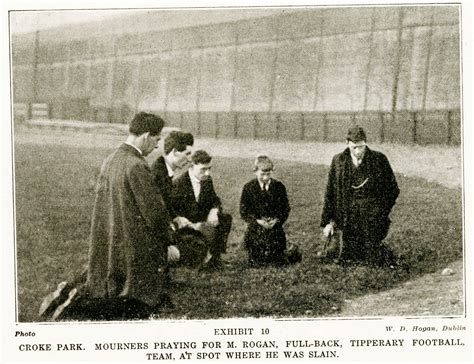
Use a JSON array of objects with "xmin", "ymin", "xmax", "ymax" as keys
[{"xmin": 39, "ymin": 111, "xmax": 399, "ymax": 321}]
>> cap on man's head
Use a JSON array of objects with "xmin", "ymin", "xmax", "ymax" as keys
[
  {"xmin": 191, "ymin": 150, "xmax": 212, "ymax": 165},
  {"xmin": 253, "ymin": 155, "xmax": 274, "ymax": 172},
  {"xmin": 129, "ymin": 112, "xmax": 165, "ymax": 136},
  {"xmin": 346, "ymin": 125, "xmax": 367, "ymax": 143}
]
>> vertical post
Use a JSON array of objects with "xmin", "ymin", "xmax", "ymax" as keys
[
  {"xmin": 233, "ymin": 112, "xmax": 238, "ymax": 138},
  {"xmin": 446, "ymin": 110, "xmax": 452, "ymax": 145},
  {"xmin": 163, "ymin": 35, "xmax": 174, "ymax": 121},
  {"xmin": 323, "ymin": 113, "xmax": 328, "ymax": 142},
  {"xmin": 108, "ymin": 36, "xmax": 118, "ymax": 123},
  {"xmin": 300, "ymin": 113, "xmax": 305, "ymax": 141},
  {"xmin": 63, "ymin": 45, "xmax": 71, "ymax": 120},
  {"xmin": 379, "ymin": 112, "xmax": 385, "ymax": 143},
  {"xmin": 253, "ymin": 113, "xmax": 258, "ymax": 140},
  {"xmin": 179, "ymin": 112, "xmax": 184, "ymax": 130},
  {"xmin": 268, "ymin": 18, "xmax": 279, "ymax": 120},
  {"xmin": 85, "ymin": 39, "xmax": 93, "ymax": 121},
  {"xmin": 275, "ymin": 113, "xmax": 281, "ymax": 140},
  {"xmin": 230, "ymin": 25, "xmax": 239, "ymax": 140},
  {"xmin": 312, "ymin": 12, "xmax": 325, "ymax": 112},
  {"xmin": 363, "ymin": 8, "xmax": 376, "ymax": 112},
  {"xmin": 30, "ymin": 30, "xmax": 40, "ymax": 118},
  {"xmin": 391, "ymin": 7, "xmax": 405, "ymax": 115},
  {"xmin": 134, "ymin": 57, "xmax": 142, "ymax": 114},
  {"xmin": 195, "ymin": 48, "xmax": 203, "ymax": 137},
  {"xmin": 421, "ymin": 10, "xmax": 435, "ymax": 112},
  {"xmin": 411, "ymin": 111, "xmax": 418, "ymax": 144},
  {"xmin": 196, "ymin": 111, "xmax": 202, "ymax": 136},
  {"xmin": 215, "ymin": 113, "xmax": 219, "ymax": 139}
]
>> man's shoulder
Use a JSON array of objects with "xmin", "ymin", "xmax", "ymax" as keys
[
  {"xmin": 271, "ymin": 179, "xmax": 286, "ymax": 189},
  {"xmin": 243, "ymin": 178, "xmax": 259, "ymax": 189},
  {"xmin": 151, "ymin": 156, "xmax": 166, "ymax": 176},
  {"xmin": 173, "ymin": 170, "xmax": 190, "ymax": 186},
  {"xmin": 332, "ymin": 149, "xmax": 350, "ymax": 163},
  {"xmin": 366, "ymin": 148, "xmax": 389, "ymax": 162},
  {"xmin": 151, "ymin": 155, "xmax": 165, "ymax": 168},
  {"xmin": 112, "ymin": 145, "xmax": 144, "ymax": 166}
]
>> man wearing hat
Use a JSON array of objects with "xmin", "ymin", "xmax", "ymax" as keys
[{"xmin": 320, "ymin": 126, "xmax": 399, "ymax": 266}]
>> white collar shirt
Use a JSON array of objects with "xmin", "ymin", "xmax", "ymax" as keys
[
  {"xmin": 124, "ymin": 142, "xmax": 142, "ymax": 156},
  {"xmin": 258, "ymin": 179, "xmax": 271, "ymax": 191},
  {"xmin": 351, "ymin": 154, "xmax": 363, "ymax": 168},
  {"xmin": 164, "ymin": 159, "xmax": 174, "ymax": 178},
  {"xmin": 189, "ymin": 170, "xmax": 201, "ymax": 201}
]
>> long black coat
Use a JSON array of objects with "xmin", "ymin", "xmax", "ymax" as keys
[
  {"xmin": 150, "ymin": 156, "xmax": 176, "ymax": 219},
  {"xmin": 87, "ymin": 144, "xmax": 172, "ymax": 307},
  {"xmin": 320, "ymin": 147, "xmax": 399, "ymax": 236}
]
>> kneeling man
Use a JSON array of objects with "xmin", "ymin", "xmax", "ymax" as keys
[
  {"xmin": 172, "ymin": 150, "xmax": 232, "ymax": 270},
  {"xmin": 320, "ymin": 126, "xmax": 399, "ymax": 266}
]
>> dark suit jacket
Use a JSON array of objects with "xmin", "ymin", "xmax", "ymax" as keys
[
  {"xmin": 150, "ymin": 156, "xmax": 176, "ymax": 219},
  {"xmin": 87, "ymin": 144, "xmax": 172, "ymax": 307},
  {"xmin": 240, "ymin": 178, "xmax": 290, "ymax": 226},
  {"xmin": 240, "ymin": 178, "xmax": 290, "ymax": 257},
  {"xmin": 172, "ymin": 171, "xmax": 221, "ymax": 223}
]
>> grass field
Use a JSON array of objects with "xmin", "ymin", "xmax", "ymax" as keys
[{"xmin": 14, "ymin": 142, "xmax": 463, "ymax": 322}]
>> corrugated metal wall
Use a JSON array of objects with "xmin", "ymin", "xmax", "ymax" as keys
[{"xmin": 11, "ymin": 6, "xmax": 461, "ymax": 144}]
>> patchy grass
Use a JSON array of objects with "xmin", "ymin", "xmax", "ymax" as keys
[{"xmin": 14, "ymin": 143, "xmax": 462, "ymax": 322}]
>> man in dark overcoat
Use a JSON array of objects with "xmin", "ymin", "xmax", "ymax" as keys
[
  {"xmin": 84, "ymin": 112, "xmax": 173, "ymax": 319},
  {"xmin": 320, "ymin": 126, "xmax": 399, "ymax": 265},
  {"xmin": 150, "ymin": 131, "xmax": 194, "ymax": 225},
  {"xmin": 240, "ymin": 155, "xmax": 291, "ymax": 266},
  {"xmin": 150, "ymin": 131, "xmax": 208, "ymax": 268},
  {"xmin": 172, "ymin": 150, "xmax": 232, "ymax": 270},
  {"xmin": 39, "ymin": 113, "xmax": 176, "ymax": 321}
]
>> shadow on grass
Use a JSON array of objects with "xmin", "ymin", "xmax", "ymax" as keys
[{"xmin": 14, "ymin": 144, "xmax": 462, "ymax": 321}]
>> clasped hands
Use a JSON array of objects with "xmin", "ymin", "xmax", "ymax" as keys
[
  {"xmin": 172, "ymin": 208, "xmax": 220, "ymax": 231},
  {"xmin": 256, "ymin": 217, "xmax": 278, "ymax": 230}
]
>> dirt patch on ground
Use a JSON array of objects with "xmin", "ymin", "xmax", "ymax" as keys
[{"xmin": 333, "ymin": 260, "xmax": 464, "ymax": 317}]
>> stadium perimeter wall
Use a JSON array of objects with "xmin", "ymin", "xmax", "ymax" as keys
[{"xmin": 11, "ymin": 6, "xmax": 461, "ymax": 144}]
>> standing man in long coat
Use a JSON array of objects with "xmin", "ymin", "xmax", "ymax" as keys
[
  {"xmin": 321, "ymin": 126, "xmax": 399, "ymax": 266},
  {"xmin": 85, "ymin": 112, "xmax": 173, "ymax": 319}
]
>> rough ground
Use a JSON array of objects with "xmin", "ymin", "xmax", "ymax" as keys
[{"xmin": 13, "ymin": 124, "xmax": 465, "ymax": 317}]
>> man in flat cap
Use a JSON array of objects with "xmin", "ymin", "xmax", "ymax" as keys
[{"xmin": 320, "ymin": 125, "xmax": 399, "ymax": 266}]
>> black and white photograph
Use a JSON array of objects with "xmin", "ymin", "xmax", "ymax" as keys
[{"xmin": 2, "ymin": 0, "xmax": 472, "ymax": 362}]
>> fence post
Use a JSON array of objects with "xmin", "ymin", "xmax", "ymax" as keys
[
  {"xmin": 253, "ymin": 113, "xmax": 258, "ymax": 140},
  {"xmin": 179, "ymin": 112, "xmax": 184, "ymax": 130},
  {"xmin": 411, "ymin": 111, "xmax": 418, "ymax": 144},
  {"xmin": 323, "ymin": 113, "xmax": 328, "ymax": 142},
  {"xmin": 233, "ymin": 112, "xmax": 238, "ymax": 138},
  {"xmin": 300, "ymin": 112, "xmax": 305, "ymax": 141},
  {"xmin": 447, "ymin": 110, "xmax": 452, "ymax": 145},
  {"xmin": 379, "ymin": 112, "xmax": 385, "ymax": 143},
  {"xmin": 275, "ymin": 113, "xmax": 281, "ymax": 140},
  {"xmin": 215, "ymin": 113, "xmax": 219, "ymax": 139},
  {"xmin": 196, "ymin": 111, "xmax": 201, "ymax": 137}
]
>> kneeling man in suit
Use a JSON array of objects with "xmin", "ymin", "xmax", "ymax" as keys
[{"xmin": 172, "ymin": 150, "xmax": 232, "ymax": 270}]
